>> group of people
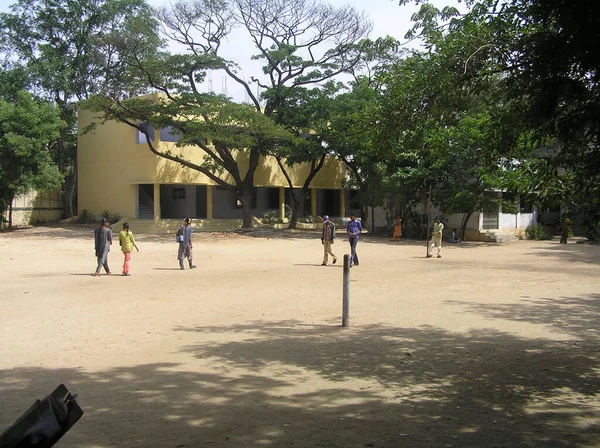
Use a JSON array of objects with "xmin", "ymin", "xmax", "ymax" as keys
[
  {"xmin": 320, "ymin": 214, "xmax": 455, "ymax": 264},
  {"xmin": 320, "ymin": 213, "xmax": 363, "ymax": 267},
  {"xmin": 95, "ymin": 213, "xmax": 453, "ymax": 275},
  {"xmin": 94, "ymin": 219, "xmax": 139, "ymax": 276},
  {"xmin": 93, "ymin": 217, "xmax": 196, "ymax": 276}
]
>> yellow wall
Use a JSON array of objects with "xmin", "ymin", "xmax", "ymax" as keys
[{"xmin": 78, "ymin": 109, "xmax": 348, "ymax": 218}]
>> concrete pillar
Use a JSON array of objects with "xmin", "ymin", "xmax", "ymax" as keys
[
  {"xmin": 311, "ymin": 188, "xmax": 317, "ymax": 217},
  {"xmin": 153, "ymin": 183, "xmax": 161, "ymax": 221},
  {"xmin": 206, "ymin": 185, "xmax": 214, "ymax": 219},
  {"xmin": 339, "ymin": 188, "xmax": 346, "ymax": 218},
  {"xmin": 279, "ymin": 187, "xmax": 285, "ymax": 220}
]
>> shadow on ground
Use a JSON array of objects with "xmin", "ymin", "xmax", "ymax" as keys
[
  {"xmin": 2, "ymin": 300, "xmax": 599, "ymax": 448},
  {"xmin": 528, "ymin": 242, "xmax": 600, "ymax": 265}
]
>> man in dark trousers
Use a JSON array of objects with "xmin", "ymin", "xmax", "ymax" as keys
[
  {"xmin": 94, "ymin": 218, "xmax": 112, "ymax": 276},
  {"xmin": 346, "ymin": 213, "xmax": 362, "ymax": 267}
]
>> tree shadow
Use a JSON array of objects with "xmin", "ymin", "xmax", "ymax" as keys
[
  {"xmin": 170, "ymin": 319, "xmax": 599, "ymax": 447},
  {"xmin": 528, "ymin": 242, "xmax": 600, "ymax": 265},
  {"xmin": 446, "ymin": 293, "xmax": 600, "ymax": 341},
  {"xmin": 2, "ymin": 317, "xmax": 599, "ymax": 447}
]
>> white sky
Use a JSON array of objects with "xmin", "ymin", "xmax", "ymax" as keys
[{"xmin": 0, "ymin": 0, "xmax": 461, "ymax": 101}]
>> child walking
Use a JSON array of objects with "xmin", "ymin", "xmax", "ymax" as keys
[{"xmin": 119, "ymin": 223, "xmax": 139, "ymax": 276}]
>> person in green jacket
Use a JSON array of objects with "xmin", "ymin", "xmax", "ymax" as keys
[{"xmin": 119, "ymin": 223, "xmax": 139, "ymax": 276}]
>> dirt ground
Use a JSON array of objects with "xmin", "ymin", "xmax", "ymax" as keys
[{"xmin": 1, "ymin": 225, "xmax": 599, "ymax": 448}]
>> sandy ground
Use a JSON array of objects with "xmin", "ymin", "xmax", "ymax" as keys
[{"xmin": 0, "ymin": 225, "xmax": 599, "ymax": 448}]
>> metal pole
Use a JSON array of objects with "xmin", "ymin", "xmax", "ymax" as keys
[
  {"xmin": 342, "ymin": 254, "xmax": 350, "ymax": 327},
  {"xmin": 426, "ymin": 184, "xmax": 432, "ymax": 256}
]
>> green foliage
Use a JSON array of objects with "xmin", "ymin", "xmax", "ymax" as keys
[
  {"xmin": 100, "ymin": 209, "xmax": 121, "ymax": 224},
  {"xmin": 0, "ymin": 0, "xmax": 162, "ymax": 216},
  {"xmin": 0, "ymin": 89, "xmax": 63, "ymax": 226},
  {"xmin": 84, "ymin": 0, "xmax": 370, "ymax": 228},
  {"xmin": 77, "ymin": 209, "xmax": 96, "ymax": 224},
  {"xmin": 525, "ymin": 224, "xmax": 553, "ymax": 241},
  {"xmin": 261, "ymin": 211, "xmax": 282, "ymax": 224}
]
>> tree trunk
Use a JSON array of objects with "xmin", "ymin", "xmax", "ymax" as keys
[
  {"xmin": 360, "ymin": 205, "xmax": 368, "ymax": 229},
  {"xmin": 288, "ymin": 192, "xmax": 301, "ymax": 230},
  {"xmin": 284, "ymin": 155, "xmax": 326, "ymax": 230},
  {"xmin": 460, "ymin": 210, "xmax": 474, "ymax": 242},
  {"xmin": 371, "ymin": 206, "xmax": 375, "ymax": 234},
  {"xmin": 8, "ymin": 198, "xmax": 13, "ymax": 229},
  {"xmin": 62, "ymin": 149, "xmax": 77, "ymax": 217},
  {"xmin": 238, "ymin": 188, "xmax": 254, "ymax": 228}
]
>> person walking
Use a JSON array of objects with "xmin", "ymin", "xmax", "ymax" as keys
[
  {"xmin": 391, "ymin": 216, "xmax": 403, "ymax": 242},
  {"xmin": 177, "ymin": 217, "xmax": 196, "ymax": 270},
  {"xmin": 94, "ymin": 218, "xmax": 112, "ymax": 276},
  {"xmin": 427, "ymin": 217, "xmax": 444, "ymax": 258},
  {"xmin": 346, "ymin": 213, "xmax": 362, "ymax": 267},
  {"xmin": 321, "ymin": 215, "xmax": 337, "ymax": 266},
  {"xmin": 119, "ymin": 223, "xmax": 139, "ymax": 276}
]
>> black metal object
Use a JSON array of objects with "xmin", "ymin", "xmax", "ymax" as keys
[{"xmin": 0, "ymin": 384, "xmax": 83, "ymax": 448}]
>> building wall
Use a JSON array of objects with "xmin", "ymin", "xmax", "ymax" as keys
[
  {"xmin": 78, "ymin": 109, "xmax": 348, "ymax": 219},
  {"xmin": 5, "ymin": 190, "xmax": 64, "ymax": 226},
  {"xmin": 78, "ymin": 111, "xmax": 158, "ymax": 218},
  {"xmin": 160, "ymin": 185, "xmax": 198, "ymax": 219}
]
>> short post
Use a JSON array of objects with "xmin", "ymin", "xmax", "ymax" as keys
[{"xmin": 342, "ymin": 254, "xmax": 350, "ymax": 327}]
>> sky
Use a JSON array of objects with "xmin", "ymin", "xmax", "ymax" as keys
[{"xmin": 0, "ymin": 0, "xmax": 461, "ymax": 102}]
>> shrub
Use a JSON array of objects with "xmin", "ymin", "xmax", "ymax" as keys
[
  {"xmin": 262, "ymin": 210, "xmax": 278, "ymax": 224},
  {"xmin": 101, "ymin": 209, "xmax": 121, "ymax": 224},
  {"xmin": 77, "ymin": 209, "xmax": 96, "ymax": 224},
  {"xmin": 525, "ymin": 224, "xmax": 553, "ymax": 240}
]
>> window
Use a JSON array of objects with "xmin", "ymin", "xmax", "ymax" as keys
[
  {"xmin": 159, "ymin": 126, "xmax": 181, "ymax": 143},
  {"xmin": 173, "ymin": 188, "xmax": 186, "ymax": 199},
  {"xmin": 136, "ymin": 123, "xmax": 154, "ymax": 144}
]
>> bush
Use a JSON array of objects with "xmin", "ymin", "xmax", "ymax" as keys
[
  {"xmin": 525, "ymin": 224, "xmax": 553, "ymax": 240},
  {"xmin": 101, "ymin": 209, "xmax": 121, "ymax": 224},
  {"xmin": 77, "ymin": 209, "xmax": 96, "ymax": 224},
  {"xmin": 262, "ymin": 211, "xmax": 278, "ymax": 224}
]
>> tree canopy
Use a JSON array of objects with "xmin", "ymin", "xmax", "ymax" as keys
[{"xmin": 0, "ymin": 88, "xmax": 63, "ymax": 227}]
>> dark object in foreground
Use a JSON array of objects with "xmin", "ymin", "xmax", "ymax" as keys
[{"xmin": 0, "ymin": 384, "xmax": 83, "ymax": 448}]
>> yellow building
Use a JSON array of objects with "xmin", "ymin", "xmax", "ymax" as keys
[{"xmin": 77, "ymin": 109, "xmax": 360, "ymax": 231}]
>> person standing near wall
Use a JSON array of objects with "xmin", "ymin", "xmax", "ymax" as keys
[
  {"xmin": 94, "ymin": 218, "xmax": 112, "ymax": 276},
  {"xmin": 391, "ymin": 216, "xmax": 403, "ymax": 242},
  {"xmin": 346, "ymin": 213, "xmax": 362, "ymax": 267},
  {"xmin": 119, "ymin": 223, "xmax": 139, "ymax": 276},
  {"xmin": 321, "ymin": 215, "xmax": 337, "ymax": 266},
  {"xmin": 177, "ymin": 217, "xmax": 196, "ymax": 270},
  {"xmin": 427, "ymin": 217, "xmax": 444, "ymax": 258}
]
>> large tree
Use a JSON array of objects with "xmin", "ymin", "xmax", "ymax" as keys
[
  {"xmin": 376, "ymin": 2, "xmax": 538, "ymax": 238},
  {"xmin": 87, "ymin": 0, "xmax": 371, "ymax": 228},
  {"xmin": 399, "ymin": 0, "xmax": 600, "ymax": 237},
  {"xmin": 0, "ymin": 0, "xmax": 161, "ymax": 217},
  {"xmin": 0, "ymin": 87, "xmax": 63, "ymax": 228}
]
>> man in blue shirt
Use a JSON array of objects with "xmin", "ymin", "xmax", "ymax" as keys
[{"xmin": 346, "ymin": 213, "xmax": 363, "ymax": 267}]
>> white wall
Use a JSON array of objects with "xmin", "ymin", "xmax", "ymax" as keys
[
  {"xmin": 499, "ymin": 212, "xmax": 517, "ymax": 229},
  {"xmin": 518, "ymin": 212, "xmax": 536, "ymax": 229}
]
